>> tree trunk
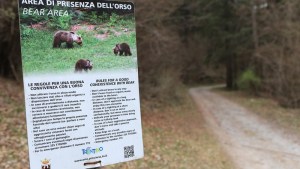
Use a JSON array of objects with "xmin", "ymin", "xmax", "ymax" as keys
[{"xmin": 223, "ymin": 0, "xmax": 237, "ymax": 89}]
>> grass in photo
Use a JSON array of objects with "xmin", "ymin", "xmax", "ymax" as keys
[{"xmin": 20, "ymin": 10, "xmax": 137, "ymax": 75}]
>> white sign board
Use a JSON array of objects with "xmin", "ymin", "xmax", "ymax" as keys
[{"xmin": 18, "ymin": 0, "xmax": 143, "ymax": 168}]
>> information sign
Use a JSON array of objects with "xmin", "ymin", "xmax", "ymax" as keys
[{"xmin": 18, "ymin": 1, "xmax": 143, "ymax": 168}]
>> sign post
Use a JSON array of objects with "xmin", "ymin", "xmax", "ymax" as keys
[{"xmin": 18, "ymin": 1, "xmax": 144, "ymax": 168}]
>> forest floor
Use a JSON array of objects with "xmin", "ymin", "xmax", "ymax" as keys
[
  {"xmin": 0, "ymin": 78, "xmax": 233, "ymax": 169},
  {"xmin": 189, "ymin": 86, "xmax": 300, "ymax": 169}
]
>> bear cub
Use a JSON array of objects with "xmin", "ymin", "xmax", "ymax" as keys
[
  {"xmin": 75, "ymin": 59, "xmax": 93, "ymax": 72},
  {"xmin": 113, "ymin": 43, "xmax": 132, "ymax": 56}
]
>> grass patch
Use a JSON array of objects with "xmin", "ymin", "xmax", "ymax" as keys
[{"xmin": 214, "ymin": 88, "xmax": 300, "ymax": 135}]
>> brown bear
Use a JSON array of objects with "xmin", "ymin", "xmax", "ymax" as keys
[
  {"xmin": 53, "ymin": 31, "xmax": 82, "ymax": 48},
  {"xmin": 75, "ymin": 59, "xmax": 93, "ymax": 72},
  {"xmin": 113, "ymin": 43, "xmax": 132, "ymax": 56}
]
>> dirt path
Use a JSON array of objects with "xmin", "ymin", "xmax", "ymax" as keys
[{"xmin": 189, "ymin": 86, "xmax": 300, "ymax": 169}]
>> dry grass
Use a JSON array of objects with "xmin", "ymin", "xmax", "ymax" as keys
[
  {"xmin": 0, "ymin": 79, "xmax": 233, "ymax": 169},
  {"xmin": 0, "ymin": 78, "xmax": 28, "ymax": 169},
  {"xmin": 214, "ymin": 88, "xmax": 300, "ymax": 135}
]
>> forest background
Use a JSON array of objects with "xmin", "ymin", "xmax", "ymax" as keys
[{"xmin": 2, "ymin": 0, "xmax": 300, "ymax": 107}]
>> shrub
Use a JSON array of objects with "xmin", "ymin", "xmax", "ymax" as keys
[
  {"xmin": 237, "ymin": 69, "xmax": 261, "ymax": 93},
  {"xmin": 47, "ymin": 14, "xmax": 72, "ymax": 30},
  {"xmin": 87, "ymin": 11, "xmax": 99, "ymax": 24},
  {"xmin": 108, "ymin": 13, "xmax": 120, "ymax": 27},
  {"xmin": 20, "ymin": 25, "xmax": 35, "ymax": 39}
]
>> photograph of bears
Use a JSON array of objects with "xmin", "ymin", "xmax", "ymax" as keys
[{"xmin": 19, "ymin": 5, "xmax": 137, "ymax": 75}]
